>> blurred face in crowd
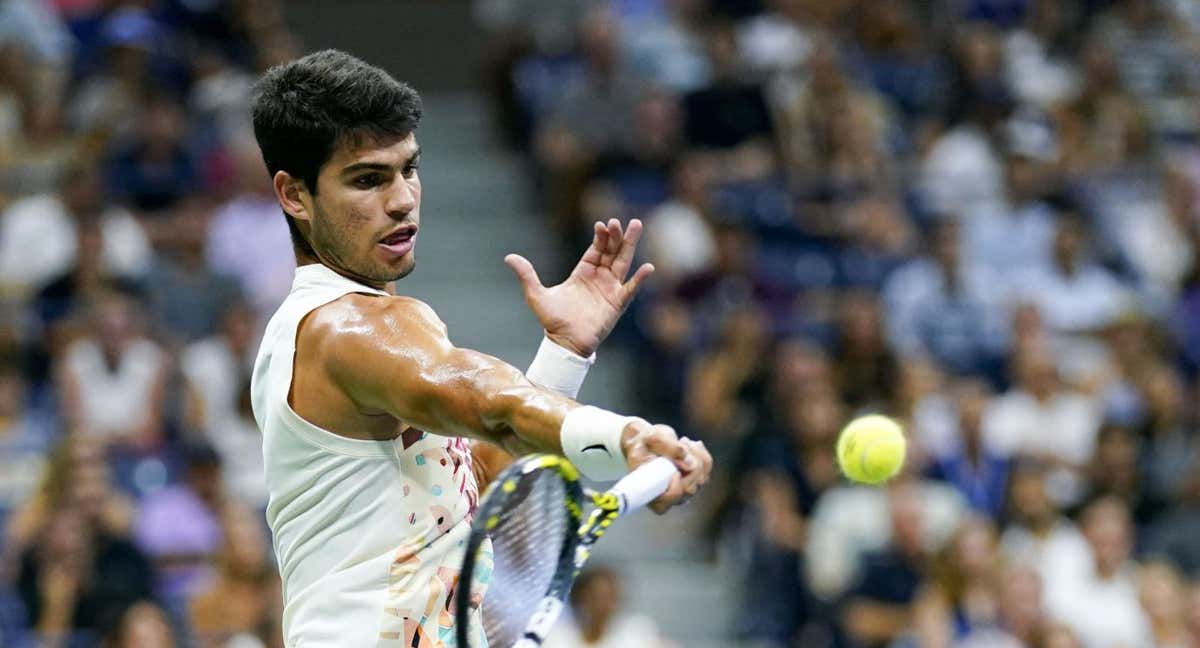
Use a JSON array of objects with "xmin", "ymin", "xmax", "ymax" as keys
[
  {"xmin": 1052, "ymin": 216, "xmax": 1085, "ymax": 272},
  {"xmin": 114, "ymin": 601, "xmax": 175, "ymax": 648},
  {"xmin": 951, "ymin": 517, "xmax": 999, "ymax": 580},
  {"xmin": 1093, "ymin": 424, "xmax": 1138, "ymax": 495},
  {"xmin": 955, "ymin": 379, "xmax": 990, "ymax": 449},
  {"xmin": 1015, "ymin": 352, "xmax": 1058, "ymax": 400},
  {"xmin": 1081, "ymin": 498, "xmax": 1133, "ymax": 578},
  {"xmin": 295, "ymin": 133, "xmax": 422, "ymax": 287},
  {"xmin": 62, "ymin": 165, "xmax": 107, "ymax": 217},
  {"xmin": 95, "ymin": 292, "xmax": 139, "ymax": 355},
  {"xmin": 1143, "ymin": 365, "xmax": 1184, "ymax": 424},
  {"xmin": 573, "ymin": 569, "xmax": 621, "ymax": 629},
  {"xmin": 223, "ymin": 507, "xmax": 269, "ymax": 577},
  {"xmin": 1009, "ymin": 465, "xmax": 1056, "ymax": 527},
  {"xmin": 839, "ymin": 292, "xmax": 883, "ymax": 351},
  {"xmin": 0, "ymin": 368, "xmax": 24, "ymax": 420}
]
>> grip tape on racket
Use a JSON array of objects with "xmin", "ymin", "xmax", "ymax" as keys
[{"xmin": 611, "ymin": 456, "xmax": 679, "ymax": 514}]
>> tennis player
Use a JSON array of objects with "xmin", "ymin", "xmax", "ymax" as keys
[{"xmin": 248, "ymin": 49, "xmax": 712, "ymax": 647}]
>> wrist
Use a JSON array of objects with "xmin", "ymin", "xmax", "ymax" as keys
[
  {"xmin": 561, "ymin": 405, "xmax": 632, "ymax": 481},
  {"xmin": 527, "ymin": 336, "xmax": 594, "ymax": 399},
  {"xmin": 544, "ymin": 331, "xmax": 594, "ymax": 359}
]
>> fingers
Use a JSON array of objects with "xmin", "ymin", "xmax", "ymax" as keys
[
  {"xmin": 503, "ymin": 254, "xmax": 544, "ymax": 296},
  {"xmin": 611, "ymin": 218, "xmax": 644, "ymax": 278},
  {"xmin": 620, "ymin": 262, "xmax": 655, "ymax": 305},
  {"xmin": 676, "ymin": 438, "xmax": 712, "ymax": 499}
]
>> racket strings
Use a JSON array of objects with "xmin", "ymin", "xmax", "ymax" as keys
[{"xmin": 480, "ymin": 471, "xmax": 573, "ymax": 648}]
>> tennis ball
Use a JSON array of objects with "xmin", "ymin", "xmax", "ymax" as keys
[{"xmin": 837, "ymin": 414, "xmax": 906, "ymax": 485}]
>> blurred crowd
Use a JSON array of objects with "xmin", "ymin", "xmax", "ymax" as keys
[
  {"xmin": 477, "ymin": 0, "xmax": 1200, "ymax": 646},
  {"xmin": 0, "ymin": 0, "xmax": 300, "ymax": 646}
]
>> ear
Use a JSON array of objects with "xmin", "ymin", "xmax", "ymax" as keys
[{"xmin": 273, "ymin": 171, "xmax": 312, "ymax": 223}]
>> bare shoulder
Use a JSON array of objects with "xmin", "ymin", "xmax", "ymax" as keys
[{"xmin": 300, "ymin": 293, "xmax": 450, "ymax": 367}]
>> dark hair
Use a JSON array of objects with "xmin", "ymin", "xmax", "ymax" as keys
[{"xmin": 251, "ymin": 49, "xmax": 423, "ymax": 252}]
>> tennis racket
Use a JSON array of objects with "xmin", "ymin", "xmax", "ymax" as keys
[{"xmin": 454, "ymin": 453, "xmax": 679, "ymax": 648}]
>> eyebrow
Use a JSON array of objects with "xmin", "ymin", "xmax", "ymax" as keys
[{"xmin": 340, "ymin": 147, "xmax": 421, "ymax": 176}]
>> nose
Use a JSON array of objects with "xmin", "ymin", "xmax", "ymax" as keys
[{"xmin": 385, "ymin": 178, "xmax": 417, "ymax": 218}]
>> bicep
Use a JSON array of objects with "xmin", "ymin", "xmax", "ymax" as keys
[{"xmin": 325, "ymin": 299, "xmax": 532, "ymax": 442}]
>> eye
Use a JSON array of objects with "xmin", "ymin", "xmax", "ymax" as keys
[
  {"xmin": 402, "ymin": 163, "xmax": 420, "ymax": 179},
  {"xmin": 354, "ymin": 173, "xmax": 384, "ymax": 188}
]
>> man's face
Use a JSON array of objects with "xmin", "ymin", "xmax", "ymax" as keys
[{"xmin": 306, "ymin": 132, "xmax": 422, "ymax": 286}]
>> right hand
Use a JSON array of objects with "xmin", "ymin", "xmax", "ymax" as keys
[{"xmin": 620, "ymin": 420, "xmax": 713, "ymax": 514}]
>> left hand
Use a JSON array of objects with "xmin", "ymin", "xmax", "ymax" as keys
[{"xmin": 506, "ymin": 219, "xmax": 655, "ymax": 358}]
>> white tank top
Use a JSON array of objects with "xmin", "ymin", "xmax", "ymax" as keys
[{"xmin": 252, "ymin": 264, "xmax": 487, "ymax": 647}]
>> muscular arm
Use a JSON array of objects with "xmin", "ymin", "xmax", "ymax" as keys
[{"xmin": 321, "ymin": 295, "xmax": 576, "ymax": 455}]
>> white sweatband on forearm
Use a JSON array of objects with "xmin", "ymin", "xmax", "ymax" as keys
[
  {"xmin": 525, "ymin": 336, "xmax": 594, "ymax": 399},
  {"xmin": 560, "ymin": 405, "xmax": 632, "ymax": 482}
]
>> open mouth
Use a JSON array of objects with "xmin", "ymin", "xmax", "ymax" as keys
[{"xmin": 378, "ymin": 225, "xmax": 418, "ymax": 255}]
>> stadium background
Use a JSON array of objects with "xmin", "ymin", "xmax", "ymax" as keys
[{"xmin": 2, "ymin": 0, "xmax": 1200, "ymax": 647}]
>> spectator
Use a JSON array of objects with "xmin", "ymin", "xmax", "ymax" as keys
[
  {"xmin": 144, "ymin": 196, "xmax": 243, "ymax": 343},
  {"xmin": 832, "ymin": 291, "xmax": 898, "ymax": 411},
  {"xmin": 16, "ymin": 505, "xmax": 154, "ymax": 646},
  {"xmin": 841, "ymin": 483, "xmax": 931, "ymax": 648},
  {"xmin": 0, "ymin": 161, "xmax": 150, "ymax": 298},
  {"xmin": 105, "ymin": 93, "xmax": 198, "ymax": 215},
  {"xmin": 960, "ymin": 116, "xmax": 1059, "ymax": 284},
  {"xmin": 543, "ymin": 566, "xmax": 668, "ymax": 648},
  {"xmin": 101, "ymin": 600, "xmax": 176, "ymax": 648},
  {"xmin": 188, "ymin": 506, "xmax": 281, "ymax": 648},
  {"xmin": 999, "ymin": 462, "xmax": 1091, "ymax": 594},
  {"xmin": 927, "ymin": 379, "xmax": 1011, "ymax": 517},
  {"xmin": 681, "ymin": 20, "xmax": 775, "ymax": 152},
  {"xmin": 4, "ymin": 434, "xmax": 135, "ymax": 564},
  {"xmin": 913, "ymin": 516, "xmax": 1005, "ymax": 646},
  {"xmin": 0, "ymin": 360, "xmax": 55, "ymax": 544},
  {"xmin": 55, "ymin": 286, "xmax": 168, "ymax": 449},
  {"xmin": 883, "ymin": 219, "xmax": 1008, "ymax": 377},
  {"xmin": 806, "ymin": 477, "xmax": 965, "ymax": 602},
  {"xmin": 1043, "ymin": 496, "xmax": 1153, "ymax": 648},
  {"xmin": 1017, "ymin": 211, "xmax": 1131, "ymax": 338},
  {"xmin": 983, "ymin": 347, "xmax": 1101, "ymax": 506},
  {"xmin": 133, "ymin": 442, "xmax": 227, "ymax": 605},
  {"xmin": 204, "ymin": 139, "xmax": 294, "ymax": 321}
]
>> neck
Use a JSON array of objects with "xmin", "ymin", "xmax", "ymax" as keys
[{"xmin": 295, "ymin": 253, "xmax": 394, "ymax": 294}]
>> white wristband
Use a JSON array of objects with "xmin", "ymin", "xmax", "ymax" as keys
[
  {"xmin": 526, "ymin": 336, "xmax": 594, "ymax": 399},
  {"xmin": 561, "ymin": 405, "xmax": 632, "ymax": 482}
]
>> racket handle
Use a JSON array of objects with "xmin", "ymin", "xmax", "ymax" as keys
[{"xmin": 611, "ymin": 456, "xmax": 679, "ymax": 514}]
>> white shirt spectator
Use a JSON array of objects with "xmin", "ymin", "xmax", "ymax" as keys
[
  {"xmin": 805, "ymin": 482, "xmax": 966, "ymax": 600},
  {"xmin": 0, "ymin": 194, "xmax": 151, "ymax": 294},
  {"xmin": 983, "ymin": 389, "xmax": 1101, "ymax": 463},
  {"xmin": 961, "ymin": 200, "xmax": 1057, "ymax": 283},
  {"xmin": 1044, "ymin": 562, "xmax": 1153, "ymax": 648},
  {"xmin": 205, "ymin": 195, "xmax": 295, "ymax": 320},
  {"xmin": 207, "ymin": 413, "xmax": 267, "ymax": 509},
  {"xmin": 61, "ymin": 337, "xmax": 166, "ymax": 440},
  {"xmin": 181, "ymin": 336, "xmax": 252, "ymax": 429},
  {"xmin": 1000, "ymin": 518, "xmax": 1093, "ymax": 593},
  {"xmin": 983, "ymin": 388, "xmax": 1100, "ymax": 505},
  {"xmin": 1017, "ymin": 263, "xmax": 1131, "ymax": 334}
]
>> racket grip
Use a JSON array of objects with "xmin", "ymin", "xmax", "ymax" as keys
[{"xmin": 611, "ymin": 456, "xmax": 679, "ymax": 514}]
